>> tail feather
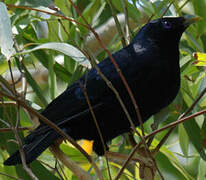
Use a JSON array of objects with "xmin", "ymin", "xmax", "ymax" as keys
[{"xmin": 4, "ymin": 130, "xmax": 60, "ymax": 166}]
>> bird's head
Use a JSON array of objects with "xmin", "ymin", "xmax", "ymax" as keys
[{"xmin": 134, "ymin": 16, "xmax": 200, "ymax": 47}]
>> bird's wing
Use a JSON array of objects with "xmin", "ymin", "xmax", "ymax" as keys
[
  {"xmin": 41, "ymin": 44, "xmax": 138, "ymax": 118},
  {"xmin": 32, "ymin": 43, "xmax": 148, "ymax": 135}
]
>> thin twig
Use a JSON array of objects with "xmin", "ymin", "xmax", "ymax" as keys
[
  {"xmin": 160, "ymin": 0, "xmax": 175, "ymax": 17},
  {"xmin": 0, "ymin": 75, "xmax": 15, "ymax": 95},
  {"xmin": 58, "ymin": 19, "xmax": 70, "ymax": 37},
  {"xmin": 0, "ymin": 127, "xmax": 30, "ymax": 132},
  {"xmin": 106, "ymin": 0, "xmax": 127, "ymax": 47},
  {"xmin": 106, "ymin": 151, "xmax": 152, "ymax": 165},
  {"xmin": 178, "ymin": 0, "xmax": 190, "ymax": 13},
  {"xmin": 115, "ymin": 143, "xmax": 142, "ymax": 180},
  {"xmin": 6, "ymin": 4, "xmax": 89, "ymax": 29},
  {"xmin": 0, "ymin": 171, "xmax": 23, "ymax": 180},
  {"xmin": 38, "ymin": 159, "xmax": 55, "ymax": 171},
  {"xmin": 153, "ymin": 127, "xmax": 174, "ymax": 155},
  {"xmin": 8, "ymin": 60, "xmax": 17, "ymax": 96},
  {"xmin": 122, "ymin": 0, "xmax": 130, "ymax": 44},
  {"xmin": 146, "ymin": 109, "xmax": 206, "ymax": 140},
  {"xmin": 56, "ymin": 159, "xmax": 68, "ymax": 180}
]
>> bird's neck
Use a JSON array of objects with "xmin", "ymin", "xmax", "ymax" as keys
[{"xmin": 133, "ymin": 37, "xmax": 180, "ymax": 64}]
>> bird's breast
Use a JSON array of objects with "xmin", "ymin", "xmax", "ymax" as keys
[{"xmin": 124, "ymin": 60, "xmax": 180, "ymax": 121}]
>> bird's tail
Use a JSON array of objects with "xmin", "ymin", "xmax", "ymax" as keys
[{"xmin": 4, "ymin": 130, "xmax": 60, "ymax": 166}]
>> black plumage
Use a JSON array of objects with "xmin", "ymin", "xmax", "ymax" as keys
[{"xmin": 4, "ymin": 16, "xmax": 196, "ymax": 166}]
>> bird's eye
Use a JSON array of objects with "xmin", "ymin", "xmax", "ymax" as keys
[{"xmin": 162, "ymin": 21, "xmax": 172, "ymax": 29}]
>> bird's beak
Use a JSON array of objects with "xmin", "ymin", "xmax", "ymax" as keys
[{"xmin": 183, "ymin": 16, "xmax": 201, "ymax": 28}]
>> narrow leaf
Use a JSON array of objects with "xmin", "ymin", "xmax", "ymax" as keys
[
  {"xmin": 192, "ymin": 0, "xmax": 206, "ymax": 35},
  {"xmin": 197, "ymin": 158, "xmax": 206, "ymax": 180},
  {"xmin": 48, "ymin": 54, "xmax": 56, "ymax": 100},
  {"xmin": 53, "ymin": 62, "xmax": 72, "ymax": 82},
  {"xmin": 22, "ymin": 42, "xmax": 90, "ymax": 67},
  {"xmin": 0, "ymin": 2, "xmax": 15, "ymax": 59},
  {"xmin": 184, "ymin": 119, "xmax": 206, "ymax": 161},
  {"xmin": 178, "ymin": 124, "xmax": 189, "ymax": 157},
  {"xmin": 22, "ymin": 64, "xmax": 48, "ymax": 107}
]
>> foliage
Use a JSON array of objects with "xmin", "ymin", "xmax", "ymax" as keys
[{"xmin": 0, "ymin": 0, "xmax": 206, "ymax": 179}]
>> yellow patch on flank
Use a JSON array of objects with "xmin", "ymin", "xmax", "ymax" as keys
[{"xmin": 79, "ymin": 140, "xmax": 93, "ymax": 155}]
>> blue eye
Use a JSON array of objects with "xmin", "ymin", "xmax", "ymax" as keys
[{"xmin": 162, "ymin": 21, "xmax": 172, "ymax": 29}]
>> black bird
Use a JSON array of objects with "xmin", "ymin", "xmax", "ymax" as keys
[{"xmin": 4, "ymin": 16, "xmax": 198, "ymax": 166}]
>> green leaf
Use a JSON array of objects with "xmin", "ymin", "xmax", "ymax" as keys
[
  {"xmin": 68, "ymin": 65, "xmax": 85, "ymax": 86},
  {"xmin": 1, "ymin": 164, "xmax": 17, "ymax": 180},
  {"xmin": 81, "ymin": 0, "xmax": 102, "ymax": 23},
  {"xmin": 32, "ymin": 50, "xmax": 50, "ymax": 68},
  {"xmin": 15, "ymin": 160, "xmax": 59, "ymax": 180},
  {"xmin": 60, "ymin": 143, "xmax": 88, "ymax": 163},
  {"xmin": 178, "ymin": 123, "xmax": 189, "ymax": 157},
  {"xmin": 0, "ymin": 106, "xmax": 24, "ymax": 179},
  {"xmin": 31, "ymin": 161, "xmax": 59, "ymax": 180},
  {"xmin": 53, "ymin": 62, "xmax": 72, "ymax": 82},
  {"xmin": 23, "ymin": 24, "xmax": 39, "ymax": 42},
  {"xmin": 200, "ymin": 118, "xmax": 206, "ymax": 146},
  {"xmin": 22, "ymin": 63, "xmax": 48, "ymax": 107},
  {"xmin": 48, "ymin": 53, "xmax": 57, "ymax": 100},
  {"xmin": 47, "ymin": 20, "xmax": 61, "ymax": 42},
  {"xmin": 111, "ymin": 0, "xmax": 141, "ymax": 22},
  {"xmin": 197, "ymin": 158, "xmax": 206, "ymax": 180},
  {"xmin": 0, "ymin": 2, "xmax": 16, "ymax": 59},
  {"xmin": 154, "ymin": 107, "xmax": 169, "ymax": 128},
  {"xmin": 20, "ymin": 0, "xmax": 53, "ymax": 7},
  {"xmin": 59, "ymin": 20, "xmax": 71, "ymax": 42},
  {"xmin": 21, "ymin": 42, "xmax": 90, "ymax": 67},
  {"xmin": 192, "ymin": 0, "xmax": 206, "ymax": 35},
  {"xmin": 0, "ymin": 75, "xmax": 15, "ymax": 94},
  {"xmin": 54, "ymin": 0, "xmax": 71, "ymax": 16},
  {"xmin": 138, "ymin": 0, "xmax": 155, "ymax": 15},
  {"xmin": 149, "ymin": 134, "xmax": 195, "ymax": 180},
  {"xmin": 180, "ymin": 55, "xmax": 192, "ymax": 68},
  {"xmin": 183, "ymin": 119, "xmax": 206, "ymax": 161},
  {"xmin": 156, "ymin": 152, "xmax": 191, "ymax": 180},
  {"xmin": 64, "ymin": 55, "xmax": 76, "ymax": 74},
  {"xmin": 0, "ymin": 59, "xmax": 8, "ymax": 74}
]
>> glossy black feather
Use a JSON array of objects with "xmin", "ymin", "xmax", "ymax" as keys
[{"xmin": 4, "ymin": 17, "xmax": 192, "ymax": 165}]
